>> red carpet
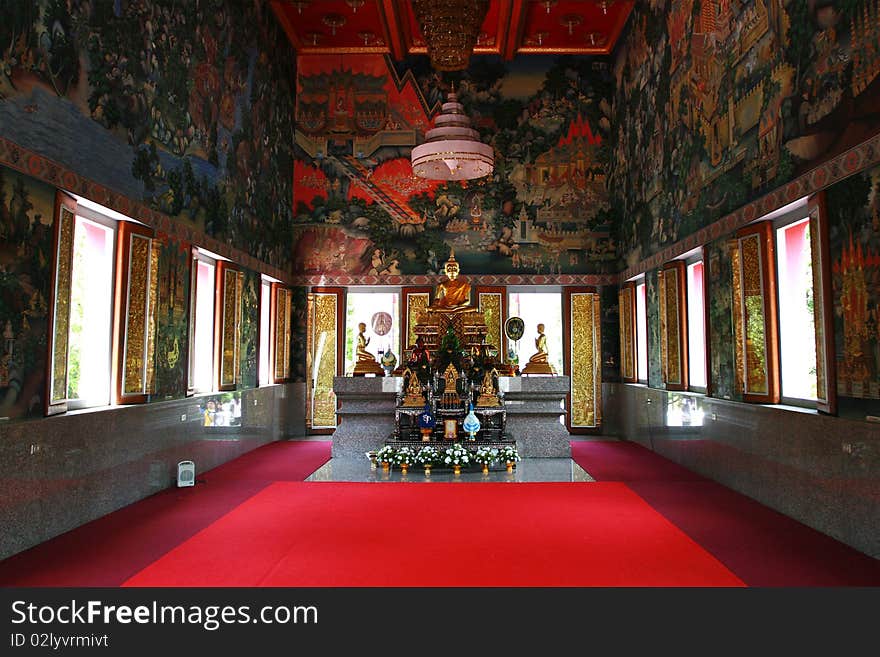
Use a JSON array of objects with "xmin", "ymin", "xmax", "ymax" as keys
[
  {"xmin": 0, "ymin": 441, "xmax": 331, "ymax": 586},
  {"xmin": 122, "ymin": 482, "xmax": 745, "ymax": 587},
  {"xmin": 571, "ymin": 440, "xmax": 880, "ymax": 586}
]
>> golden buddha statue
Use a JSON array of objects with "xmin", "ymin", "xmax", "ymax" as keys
[
  {"xmin": 401, "ymin": 367, "xmax": 426, "ymax": 406},
  {"xmin": 477, "ymin": 368, "xmax": 500, "ymax": 407},
  {"xmin": 522, "ymin": 323, "xmax": 556, "ymax": 375},
  {"xmin": 353, "ymin": 322, "xmax": 384, "ymax": 376},
  {"xmin": 429, "ymin": 250, "xmax": 471, "ymax": 312}
]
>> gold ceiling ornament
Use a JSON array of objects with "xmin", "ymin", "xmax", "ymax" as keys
[
  {"xmin": 560, "ymin": 13, "xmax": 583, "ymax": 36},
  {"xmin": 322, "ymin": 13, "xmax": 346, "ymax": 36},
  {"xmin": 411, "ymin": 0, "xmax": 490, "ymax": 71},
  {"xmin": 345, "ymin": 0, "xmax": 365, "ymax": 13},
  {"xmin": 411, "ymin": 88, "xmax": 494, "ymax": 181},
  {"xmin": 290, "ymin": 1, "xmax": 310, "ymax": 14},
  {"xmin": 539, "ymin": 0, "xmax": 558, "ymax": 14}
]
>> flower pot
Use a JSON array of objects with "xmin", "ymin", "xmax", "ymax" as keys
[
  {"xmin": 481, "ymin": 464, "xmax": 489, "ymax": 474},
  {"xmin": 506, "ymin": 461, "xmax": 514, "ymax": 473},
  {"xmin": 400, "ymin": 462, "xmax": 409, "ymax": 475},
  {"xmin": 453, "ymin": 464, "xmax": 462, "ymax": 475},
  {"xmin": 381, "ymin": 461, "xmax": 390, "ymax": 472},
  {"xmin": 424, "ymin": 464, "xmax": 432, "ymax": 476}
]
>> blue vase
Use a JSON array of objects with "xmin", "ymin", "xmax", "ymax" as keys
[{"xmin": 462, "ymin": 403, "xmax": 480, "ymax": 441}]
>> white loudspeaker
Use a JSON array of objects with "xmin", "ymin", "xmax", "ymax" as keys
[{"xmin": 177, "ymin": 460, "xmax": 195, "ymax": 487}]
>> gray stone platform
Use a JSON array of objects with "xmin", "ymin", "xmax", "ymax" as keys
[
  {"xmin": 331, "ymin": 376, "xmax": 400, "ymax": 458},
  {"xmin": 500, "ymin": 375, "xmax": 571, "ymax": 458}
]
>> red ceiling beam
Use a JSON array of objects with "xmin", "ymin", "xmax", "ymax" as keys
[{"xmin": 505, "ymin": 0, "xmax": 527, "ymax": 59}]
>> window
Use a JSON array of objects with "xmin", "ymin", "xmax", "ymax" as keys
[
  {"xmin": 776, "ymin": 217, "xmax": 817, "ymax": 402},
  {"xmin": 635, "ymin": 280, "xmax": 648, "ymax": 383},
  {"xmin": 686, "ymin": 259, "xmax": 707, "ymax": 391},
  {"xmin": 344, "ymin": 290, "xmax": 400, "ymax": 376},
  {"xmin": 259, "ymin": 278, "xmax": 272, "ymax": 386},
  {"xmin": 273, "ymin": 284, "xmax": 292, "ymax": 382},
  {"xmin": 189, "ymin": 253, "xmax": 216, "ymax": 393},
  {"xmin": 67, "ymin": 213, "xmax": 115, "ymax": 409},
  {"xmin": 507, "ymin": 290, "xmax": 563, "ymax": 375}
]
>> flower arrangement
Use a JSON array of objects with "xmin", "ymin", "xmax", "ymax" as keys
[
  {"xmin": 473, "ymin": 446, "xmax": 498, "ymax": 466},
  {"xmin": 393, "ymin": 445, "xmax": 416, "ymax": 466},
  {"xmin": 416, "ymin": 445, "xmax": 440, "ymax": 466},
  {"xmin": 376, "ymin": 445, "xmax": 396, "ymax": 465},
  {"xmin": 443, "ymin": 443, "xmax": 471, "ymax": 467},
  {"xmin": 498, "ymin": 445, "xmax": 520, "ymax": 464}
]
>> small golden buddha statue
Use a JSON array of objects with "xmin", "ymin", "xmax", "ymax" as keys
[
  {"xmin": 429, "ymin": 249, "xmax": 471, "ymax": 312},
  {"xmin": 477, "ymin": 368, "xmax": 500, "ymax": 407},
  {"xmin": 352, "ymin": 322, "xmax": 384, "ymax": 376},
  {"xmin": 401, "ymin": 368, "xmax": 426, "ymax": 406},
  {"xmin": 522, "ymin": 323, "xmax": 556, "ymax": 375}
]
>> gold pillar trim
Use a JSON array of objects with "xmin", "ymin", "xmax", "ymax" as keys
[
  {"xmin": 809, "ymin": 207, "xmax": 828, "ymax": 406},
  {"xmin": 731, "ymin": 240, "xmax": 745, "ymax": 395},
  {"xmin": 311, "ymin": 292, "xmax": 339, "ymax": 429},
  {"xmin": 478, "ymin": 291, "xmax": 503, "ymax": 357},
  {"xmin": 123, "ymin": 235, "xmax": 150, "ymax": 395},
  {"xmin": 569, "ymin": 291, "xmax": 600, "ymax": 428},
  {"xmin": 50, "ymin": 204, "xmax": 75, "ymax": 406},
  {"xmin": 740, "ymin": 232, "xmax": 769, "ymax": 395},
  {"xmin": 618, "ymin": 286, "xmax": 635, "ymax": 381},
  {"xmin": 407, "ymin": 292, "xmax": 429, "ymax": 348}
]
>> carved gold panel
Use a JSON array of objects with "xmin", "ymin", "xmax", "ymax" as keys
[
  {"xmin": 123, "ymin": 234, "xmax": 150, "ymax": 395},
  {"xmin": 406, "ymin": 292, "xmax": 429, "ymax": 347},
  {"xmin": 275, "ymin": 287, "xmax": 291, "ymax": 380},
  {"xmin": 809, "ymin": 206, "xmax": 831, "ymax": 410},
  {"xmin": 569, "ymin": 291, "xmax": 600, "ymax": 428},
  {"xmin": 311, "ymin": 292, "xmax": 339, "ymax": 429},
  {"xmin": 50, "ymin": 204, "xmax": 75, "ymax": 407},
  {"xmin": 618, "ymin": 286, "xmax": 635, "ymax": 381},
  {"xmin": 731, "ymin": 240, "xmax": 745, "ymax": 395},
  {"xmin": 739, "ymin": 232, "xmax": 769, "ymax": 395},
  {"xmin": 219, "ymin": 267, "xmax": 241, "ymax": 388},
  {"xmin": 663, "ymin": 268, "xmax": 682, "ymax": 386},
  {"xmin": 478, "ymin": 291, "xmax": 503, "ymax": 356}
]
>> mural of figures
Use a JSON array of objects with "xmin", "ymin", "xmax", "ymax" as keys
[
  {"xmin": 612, "ymin": 0, "xmax": 880, "ymax": 268},
  {"xmin": 601, "ymin": 286, "xmax": 621, "ymax": 382},
  {"xmin": 0, "ymin": 166, "xmax": 54, "ymax": 419},
  {"xmin": 293, "ymin": 54, "xmax": 617, "ymax": 275},
  {"xmin": 153, "ymin": 233, "xmax": 190, "ymax": 400},
  {"xmin": 0, "ymin": 0, "xmax": 296, "ymax": 270},
  {"xmin": 827, "ymin": 164, "xmax": 880, "ymax": 418}
]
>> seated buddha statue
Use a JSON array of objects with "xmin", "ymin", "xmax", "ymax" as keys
[
  {"xmin": 522, "ymin": 323, "xmax": 556, "ymax": 375},
  {"xmin": 356, "ymin": 323, "xmax": 375, "ymax": 362},
  {"xmin": 353, "ymin": 322, "xmax": 384, "ymax": 376},
  {"xmin": 429, "ymin": 250, "xmax": 471, "ymax": 312}
]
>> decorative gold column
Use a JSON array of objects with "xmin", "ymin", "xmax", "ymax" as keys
[
  {"xmin": 567, "ymin": 288, "xmax": 601, "ymax": 430},
  {"xmin": 477, "ymin": 286, "xmax": 505, "ymax": 361},
  {"xmin": 309, "ymin": 289, "xmax": 342, "ymax": 430},
  {"xmin": 47, "ymin": 193, "xmax": 77, "ymax": 415}
]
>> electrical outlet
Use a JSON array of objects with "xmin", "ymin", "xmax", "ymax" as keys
[
  {"xmin": 180, "ymin": 413, "xmax": 187, "ymax": 422},
  {"xmin": 253, "ymin": 398, "xmax": 258, "ymax": 406},
  {"xmin": 711, "ymin": 413, "xmax": 717, "ymax": 421}
]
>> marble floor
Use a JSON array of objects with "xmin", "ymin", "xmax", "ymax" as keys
[{"xmin": 306, "ymin": 457, "xmax": 594, "ymax": 483}]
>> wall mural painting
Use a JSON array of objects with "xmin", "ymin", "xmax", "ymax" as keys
[
  {"xmin": 705, "ymin": 237, "xmax": 740, "ymax": 401},
  {"xmin": 240, "ymin": 269, "xmax": 259, "ymax": 391},
  {"xmin": 0, "ymin": 0, "xmax": 296, "ymax": 270},
  {"xmin": 827, "ymin": 164, "xmax": 880, "ymax": 418},
  {"xmin": 612, "ymin": 0, "xmax": 880, "ymax": 268},
  {"xmin": 290, "ymin": 286, "xmax": 309, "ymax": 383},
  {"xmin": 152, "ymin": 232, "xmax": 190, "ymax": 401},
  {"xmin": 293, "ymin": 54, "xmax": 617, "ymax": 276},
  {"xmin": 0, "ymin": 166, "xmax": 54, "ymax": 419}
]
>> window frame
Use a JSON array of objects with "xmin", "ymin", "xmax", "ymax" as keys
[
  {"xmin": 66, "ymin": 208, "xmax": 117, "ymax": 411},
  {"xmin": 684, "ymin": 253, "xmax": 709, "ymax": 394},
  {"xmin": 258, "ymin": 276, "xmax": 274, "ymax": 387},
  {"xmin": 187, "ymin": 249, "xmax": 218, "ymax": 395},
  {"xmin": 618, "ymin": 282, "xmax": 637, "ymax": 383},
  {"xmin": 634, "ymin": 277, "xmax": 648, "ymax": 384}
]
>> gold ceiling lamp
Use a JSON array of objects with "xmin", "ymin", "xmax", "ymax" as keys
[{"xmin": 411, "ymin": 0, "xmax": 490, "ymax": 71}]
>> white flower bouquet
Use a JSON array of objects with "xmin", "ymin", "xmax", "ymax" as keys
[
  {"xmin": 443, "ymin": 443, "xmax": 471, "ymax": 467},
  {"xmin": 376, "ymin": 445, "xmax": 396, "ymax": 464},
  {"xmin": 498, "ymin": 445, "xmax": 520, "ymax": 463},
  {"xmin": 473, "ymin": 446, "xmax": 499, "ymax": 465},
  {"xmin": 393, "ymin": 445, "xmax": 416, "ymax": 465},
  {"xmin": 416, "ymin": 445, "xmax": 440, "ymax": 466}
]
